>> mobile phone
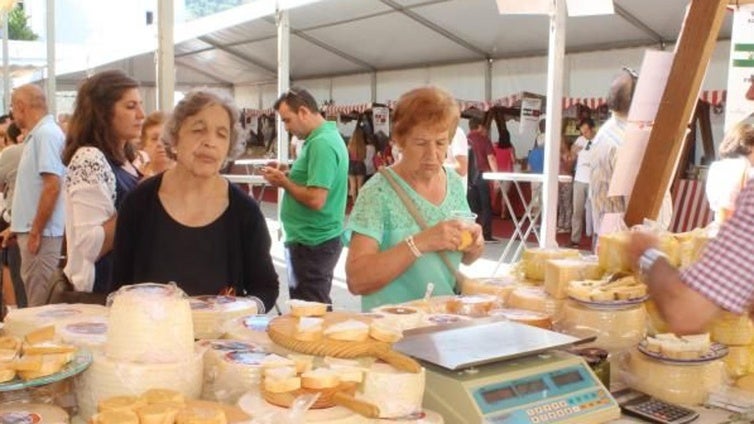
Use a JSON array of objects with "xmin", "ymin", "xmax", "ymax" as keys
[{"xmin": 611, "ymin": 388, "xmax": 699, "ymax": 424}]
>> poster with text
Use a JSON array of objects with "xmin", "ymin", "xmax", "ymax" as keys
[
  {"xmin": 725, "ymin": 4, "xmax": 754, "ymax": 131},
  {"xmin": 520, "ymin": 97, "xmax": 542, "ymax": 135},
  {"xmin": 372, "ymin": 106, "xmax": 390, "ymax": 136}
]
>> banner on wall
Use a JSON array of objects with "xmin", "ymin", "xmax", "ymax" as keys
[
  {"xmin": 372, "ymin": 106, "xmax": 390, "ymax": 136},
  {"xmin": 519, "ymin": 97, "xmax": 542, "ymax": 135},
  {"xmin": 725, "ymin": 4, "xmax": 754, "ymax": 131}
]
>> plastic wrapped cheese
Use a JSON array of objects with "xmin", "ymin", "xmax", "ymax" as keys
[
  {"xmin": 197, "ymin": 339, "xmax": 267, "ymax": 403},
  {"xmin": 520, "ymin": 248, "xmax": 580, "ymax": 281},
  {"xmin": 558, "ymin": 302, "xmax": 646, "ymax": 351},
  {"xmin": 620, "ymin": 349, "xmax": 725, "ymax": 405},
  {"xmin": 106, "ymin": 283, "xmax": 194, "ymax": 364},
  {"xmin": 190, "ymin": 295, "xmax": 258, "ymax": 340},
  {"xmin": 462, "ymin": 275, "xmax": 520, "ymax": 303},
  {"xmin": 0, "ymin": 403, "xmax": 69, "ymax": 423},
  {"xmin": 58, "ymin": 315, "xmax": 108, "ymax": 349},
  {"xmin": 75, "ymin": 348, "xmax": 204, "ymax": 421},
  {"xmin": 371, "ymin": 305, "xmax": 424, "ymax": 330},
  {"xmin": 710, "ymin": 312, "xmax": 754, "ymax": 346},
  {"xmin": 597, "ymin": 232, "xmax": 631, "ymax": 274},
  {"xmin": 221, "ymin": 315, "xmax": 274, "ymax": 350},
  {"xmin": 359, "ymin": 362, "xmax": 426, "ymax": 418},
  {"xmin": 4, "ymin": 304, "xmax": 108, "ymax": 338},
  {"xmin": 544, "ymin": 258, "xmax": 603, "ymax": 299}
]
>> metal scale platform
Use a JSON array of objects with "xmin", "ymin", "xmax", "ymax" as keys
[{"xmin": 393, "ymin": 318, "xmax": 621, "ymax": 424}]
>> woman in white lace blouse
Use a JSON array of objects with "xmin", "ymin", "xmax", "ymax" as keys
[
  {"xmin": 61, "ymin": 70, "xmax": 145, "ymax": 294},
  {"xmin": 344, "ymin": 87, "xmax": 484, "ymax": 311}
]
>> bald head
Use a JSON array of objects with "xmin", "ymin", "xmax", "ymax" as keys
[
  {"xmin": 606, "ymin": 71, "xmax": 635, "ymax": 117},
  {"xmin": 11, "ymin": 84, "xmax": 47, "ymax": 130}
]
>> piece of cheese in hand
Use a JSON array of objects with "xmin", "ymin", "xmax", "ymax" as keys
[
  {"xmin": 324, "ymin": 319, "xmax": 369, "ymax": 342},
  {"xmin": 287, "ymin": 300, "xmax": 328, "ymax": 317},
  {"xmin": 300, "ymin": 368, "xmax": 341, "ymax": 389}
]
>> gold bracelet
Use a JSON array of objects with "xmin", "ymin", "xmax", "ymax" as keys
[{"xmin": 405, "ymin": 236, "xmax": 422, "ymax": 258}]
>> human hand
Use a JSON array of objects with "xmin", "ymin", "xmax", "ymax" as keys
[
  {"xmin": 260, "ymin": 166, "xmax": 287, "ymax": 187},
  {"xmin": 462, "ymin": 223, "xmax": 483, "ymax": 253},
  {"xmin": 414, "ymin": 220, "xmax": 466, "ymax": 253},
  {"xmin": 27, "ymin": 230, "xmax": 41, "ymax": 255},
  {"xmin": 627, "ymin": 231, "xmax": 659, "ymax": 270}
]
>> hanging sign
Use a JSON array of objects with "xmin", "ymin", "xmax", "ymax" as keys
[
  {"xmin": 725, "ymin": 4, "xmax": 754, "ymax": 131},
  {"xmin": 372, "ymin": 105, "xmax": 390, "ymax": 136},
  {"xmin": 519, "ymin": 97, "xmax": 542, "ymax": 135}
]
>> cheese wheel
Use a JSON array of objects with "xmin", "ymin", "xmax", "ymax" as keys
[
  {"xmin": 175, "ymin": 405, "xmax": 226, "ymax": 424},
  {"xmin": 521, "ymin": 247, "xmax": 580, "ymax": 281},
  {"xmin": 199, "ymin": 341, "xmax": 266, "ymax": 403},
  {"xmin": 301, "ymin": 368, "xmax": 340, "ymax": 389},
  {"xmin": 91, "ymin": 409, "xmax": 139, "ymax": 424},
  {"xmin": 106, "ymin": 283, "xmax": 194, "ymax": 364},
  {"xmin": 75, "ymin": 348, "xmax": 203, "ymax": 421},
  {"xmin": 287, "ymin": 300, "xmax": 328, "ymax": 317},
  {"xmin": 445, "ymin": 295, "xmax": 498, "ymax": 317},
  {"xmin": 0, "ymin": 403, "xmax": 69, "ymax": 424},
  {"xmin": 372, "ymin": 305, "xmax": 424, "ymax": 330},
  {"xmin": 190, "ymin": 296, "xmax": 258, "ymax": 340},
  {"xmin": 544, "ymin": 258, "xmax": 603, "ymax": 299},
  {"xmin": 136, "ymin": 403, "xmax": 180, "ymax": 424},
  {"xmin": 369, "ymin": 321, "xmax": 403, "ymax": 343},
  {"xmin": 221, "ymin": 315, "xmax": 274, "ymax": 349},
  {"xmin": 489, "ymin": 308, "xmax": 552, "ymax": 329},
  {"xmin": 558, "ymin": 301, "xmax": 646, "ymax": 351},
  {"xmin": 3, "ymin": 304, "xmax": 108, "ymax": 338},
  {"xmin": 359, "ymin": 362, "xmax": 426, "ymax": 418},
  {"xmin": 507, "ymin": 286, "xmax": 564, "ymax": 319},
  {"xmin": 710, "ymin": 312, "xmax": 754, "ymax": 346},
  {"xmin": 597, "ymin": 232, "xmax": 631, "ymax": 274},
  {"xmin": 58, "ymin": 315, "xmax": 108, "ymax": 349},
  {"xmin": 328, "ymin": 365, "xmax": 364, "ymax": 383},
  {"xmin": 462, "ymin": 276, "xmax": 520, "ymax": 303},
  {"xmin": 623, "ymin": 349, "xmax": 725, "ymax": 405}
]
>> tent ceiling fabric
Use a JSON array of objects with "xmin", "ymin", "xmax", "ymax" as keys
[{"xmin": 60, "ymin": 0, "xmax": 735, "ymax": 86}]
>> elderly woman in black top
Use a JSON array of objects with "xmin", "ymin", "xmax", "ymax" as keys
[{"xmin": 112, "ymin": 90, "xmax": 279, "ymax": 312}]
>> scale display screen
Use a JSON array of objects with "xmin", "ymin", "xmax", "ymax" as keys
[
  {"xmin": 482, "ymin": 386, "xmax": 516, "ymax": 404},
  {"xmin": 552, "ymin": 370, "xmax": 584, "ymax": 387},
  {"xmin": 514, "ymin": 379, "xmax": 547, "ymax": 396}
]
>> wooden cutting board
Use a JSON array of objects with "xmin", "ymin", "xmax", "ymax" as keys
[
  {"xmin": 263, "ymin": 382, "xmax": 379, "ymax": 418},
  {"xmin": 267, "ymin": 312, "xmax": 421, "ymax": 373}
]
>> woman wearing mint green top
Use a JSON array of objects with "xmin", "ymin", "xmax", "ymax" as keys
[{"xmin": 344, "ymin": 87, "xmax": 485, "ymax": 311}]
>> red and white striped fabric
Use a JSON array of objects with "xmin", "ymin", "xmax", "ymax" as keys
[
  {"xmin": 491, "ymin": 93, "xmax": 525, "ymax": 108},
  {"xmin": 699, "ymin": 90, "xmax": 726, "ymax": 106},
  {"xmin": 562, "ymin": 97, "xmax": 606, "ymax": 110},
  {"xmin": 324, "ymin": 103, "xmax": 372, "ymax": 116},
  {"xmin": 457, "ymin": 99, "xmax": 490, "ymax": 112},
  {"xmin": 670, "ymin": 179, "xmax": 713, "ymax": 233}
]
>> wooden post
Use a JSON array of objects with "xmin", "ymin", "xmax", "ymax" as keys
[{"xmin": 624, "ymin": 0, "xmax": 728, "ymax": 226}]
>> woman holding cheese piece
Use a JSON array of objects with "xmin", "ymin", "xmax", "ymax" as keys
[{"xmin": 344, "ymin": 86, "xmax": 484, "ymax": 311}]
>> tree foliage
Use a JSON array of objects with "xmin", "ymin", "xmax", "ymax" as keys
[
  {"xmin": 8, "ymin": 5, "xmax": 38, "ymax": 41},
  {"xmin": 185, "ymin": 0, "xmax": 244, "ymax": 19}
]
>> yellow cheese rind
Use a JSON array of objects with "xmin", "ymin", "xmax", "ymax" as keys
[
  {"xmin": 544, "ymin": 259, "xmax": 603, "ymax": 299},
  {"xmin": 521, "ymin": 248, "xmax": 580, "ymax": 281},
  {"xmin": 597, "ymin": 232, "xmax": 631, "ymax": 274}
]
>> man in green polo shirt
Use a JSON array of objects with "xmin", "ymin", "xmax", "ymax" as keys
[{"xmin": 262, "ymin": 87, "xmax": 348, "ymax": 305}]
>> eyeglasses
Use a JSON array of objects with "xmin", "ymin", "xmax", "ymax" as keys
[{"xmin": 585, "ymin": 140, "xmax": 592, "ymax": 151}]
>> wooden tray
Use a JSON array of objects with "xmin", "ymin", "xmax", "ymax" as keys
[
  {"xmin": 263, "ymin": 382, "xmax": 379, "ymax": 418},
  {"xmin": 267, "ymin": 312, "xmax": 421, "ymax": 373}
]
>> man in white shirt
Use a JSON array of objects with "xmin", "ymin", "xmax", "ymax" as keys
[
  {"xmin": 570, "ymin": 118, "xmax": 595, "ymax": 247},
  {"xmin": 444, "ymin": 126, "xmax": 468, "ymax": 188}
]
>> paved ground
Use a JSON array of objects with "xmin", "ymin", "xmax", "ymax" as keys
[{"xmin": 258, "ymin": 200, "xmax": 522, "ymax": 315}]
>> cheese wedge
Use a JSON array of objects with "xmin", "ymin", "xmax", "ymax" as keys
[
  {"xmin": 24, "ymin": 325, "xmax": 55, "ymax": 345},
  {"xmin": 294, "ymin": 317, "xmax": 324, "ymax": 342},
  {"xmin": 287, "ymin": 354, "xmax": 314, "ymax": 374},
  {"xmin": 17, "ymin": 355, "xmax": 68, "ymax": 380},
  {"xmin": 136, "ymin": 403, "xmax": 180, "ymax": 424},
  {"xmin": 22, "ymin": 342, "xmax": 76, "ymax": 356},
  {"xmin": 141, "ymin": 388, "xmax": 185, "ymax": 405},
  {"xmin": 300, "ymin": 368, "xmax": 340, "ymax": 389},
  {"xmin": 287, "ymin": 300, "xmax": 328, "ymax": 317},
  {"xmin": 91, "ymin": 409, "xmax": 140, "ymax": 424},
  {"xmin": 329, "ymin": 364, "xmax": 364, "ymax": 383},
  {"xmin": 324, "ymin": 319, "xmax": 369, "ymax": 342},
  {"xmin": 263, "ymin": 376, "xmax": 301, "ymax": 394}
]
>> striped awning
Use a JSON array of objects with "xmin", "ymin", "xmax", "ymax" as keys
[{"xmin": 670, "ymin": 179, "xmax": 713, "ymax": 233}]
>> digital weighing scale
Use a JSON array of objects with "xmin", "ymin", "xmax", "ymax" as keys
[{"xmin": 394, "ymin": 318, "xmax": 621, "ymax": 424}]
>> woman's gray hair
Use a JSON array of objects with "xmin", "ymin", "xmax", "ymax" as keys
[{"xmin": 163, "ymin": 89, "xmax": 245, "ymax": 164}]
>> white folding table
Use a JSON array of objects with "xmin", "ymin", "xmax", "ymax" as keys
[{"xmin": 483, "ymin": 172, "xmax": 573, "ymax": 272}]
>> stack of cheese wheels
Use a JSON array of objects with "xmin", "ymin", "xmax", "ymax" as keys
[
  {"xmin": 558, "ymin": 301, "xmax": 646, "ymax": 351},
  {"xmin": 358, "ymin": 362, "xmax": 426, "ymax": 418},
  {"xmin": 371, "ymin": 305, "xmax": 424, "ymax": 330},
  {"xmin": 222, "ymin": 314, "xmax": 274, "ymax": 349},
  {"xmin": 0, "ymin": 403, "xmax": 69, "ymax": 423},
  {"xmin": 710, "ymin": 312, "xmax": 754, "ymax": 378},
  {"xmin": 197, "ymin": 339, "xmax": 268, "ymax": 402},
  {"xmin": 75, "ymin": 283, "xmax": 203, "ymax": 421},
  {"xmin": 190, "ymin": 295, "xmax": 258, "ymax": 340},
  {"xmin": 520, "ymin": 247, "xmax": 580, "ymax": 281},
  {"xmin": 57, "ymin": 315, "xmax": 108, "ymax": 350},
  {"xmin": 623, "ymin": 348, "xmax": 725, "ymax": 405},
  {"xmin": 3, "ymin": 304, "xmax": 108, "ymax": 338}
]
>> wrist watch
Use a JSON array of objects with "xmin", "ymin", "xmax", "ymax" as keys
[{"xmin": 638, "ymin": 248, "xmax": 668, "ymax": 276}]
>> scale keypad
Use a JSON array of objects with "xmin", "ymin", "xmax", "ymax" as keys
[{"xmin": 524, "ymin": 391, "xmax": 611, "ymax": 422}]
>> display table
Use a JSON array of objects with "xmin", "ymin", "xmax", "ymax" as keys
[
  {"xmin": 482, "ymin": 172, "xmax": 573, "ymax": 272},
  {"xmin": 222, "ymin": 174, "xmax": 269, "ymax": 202}
]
